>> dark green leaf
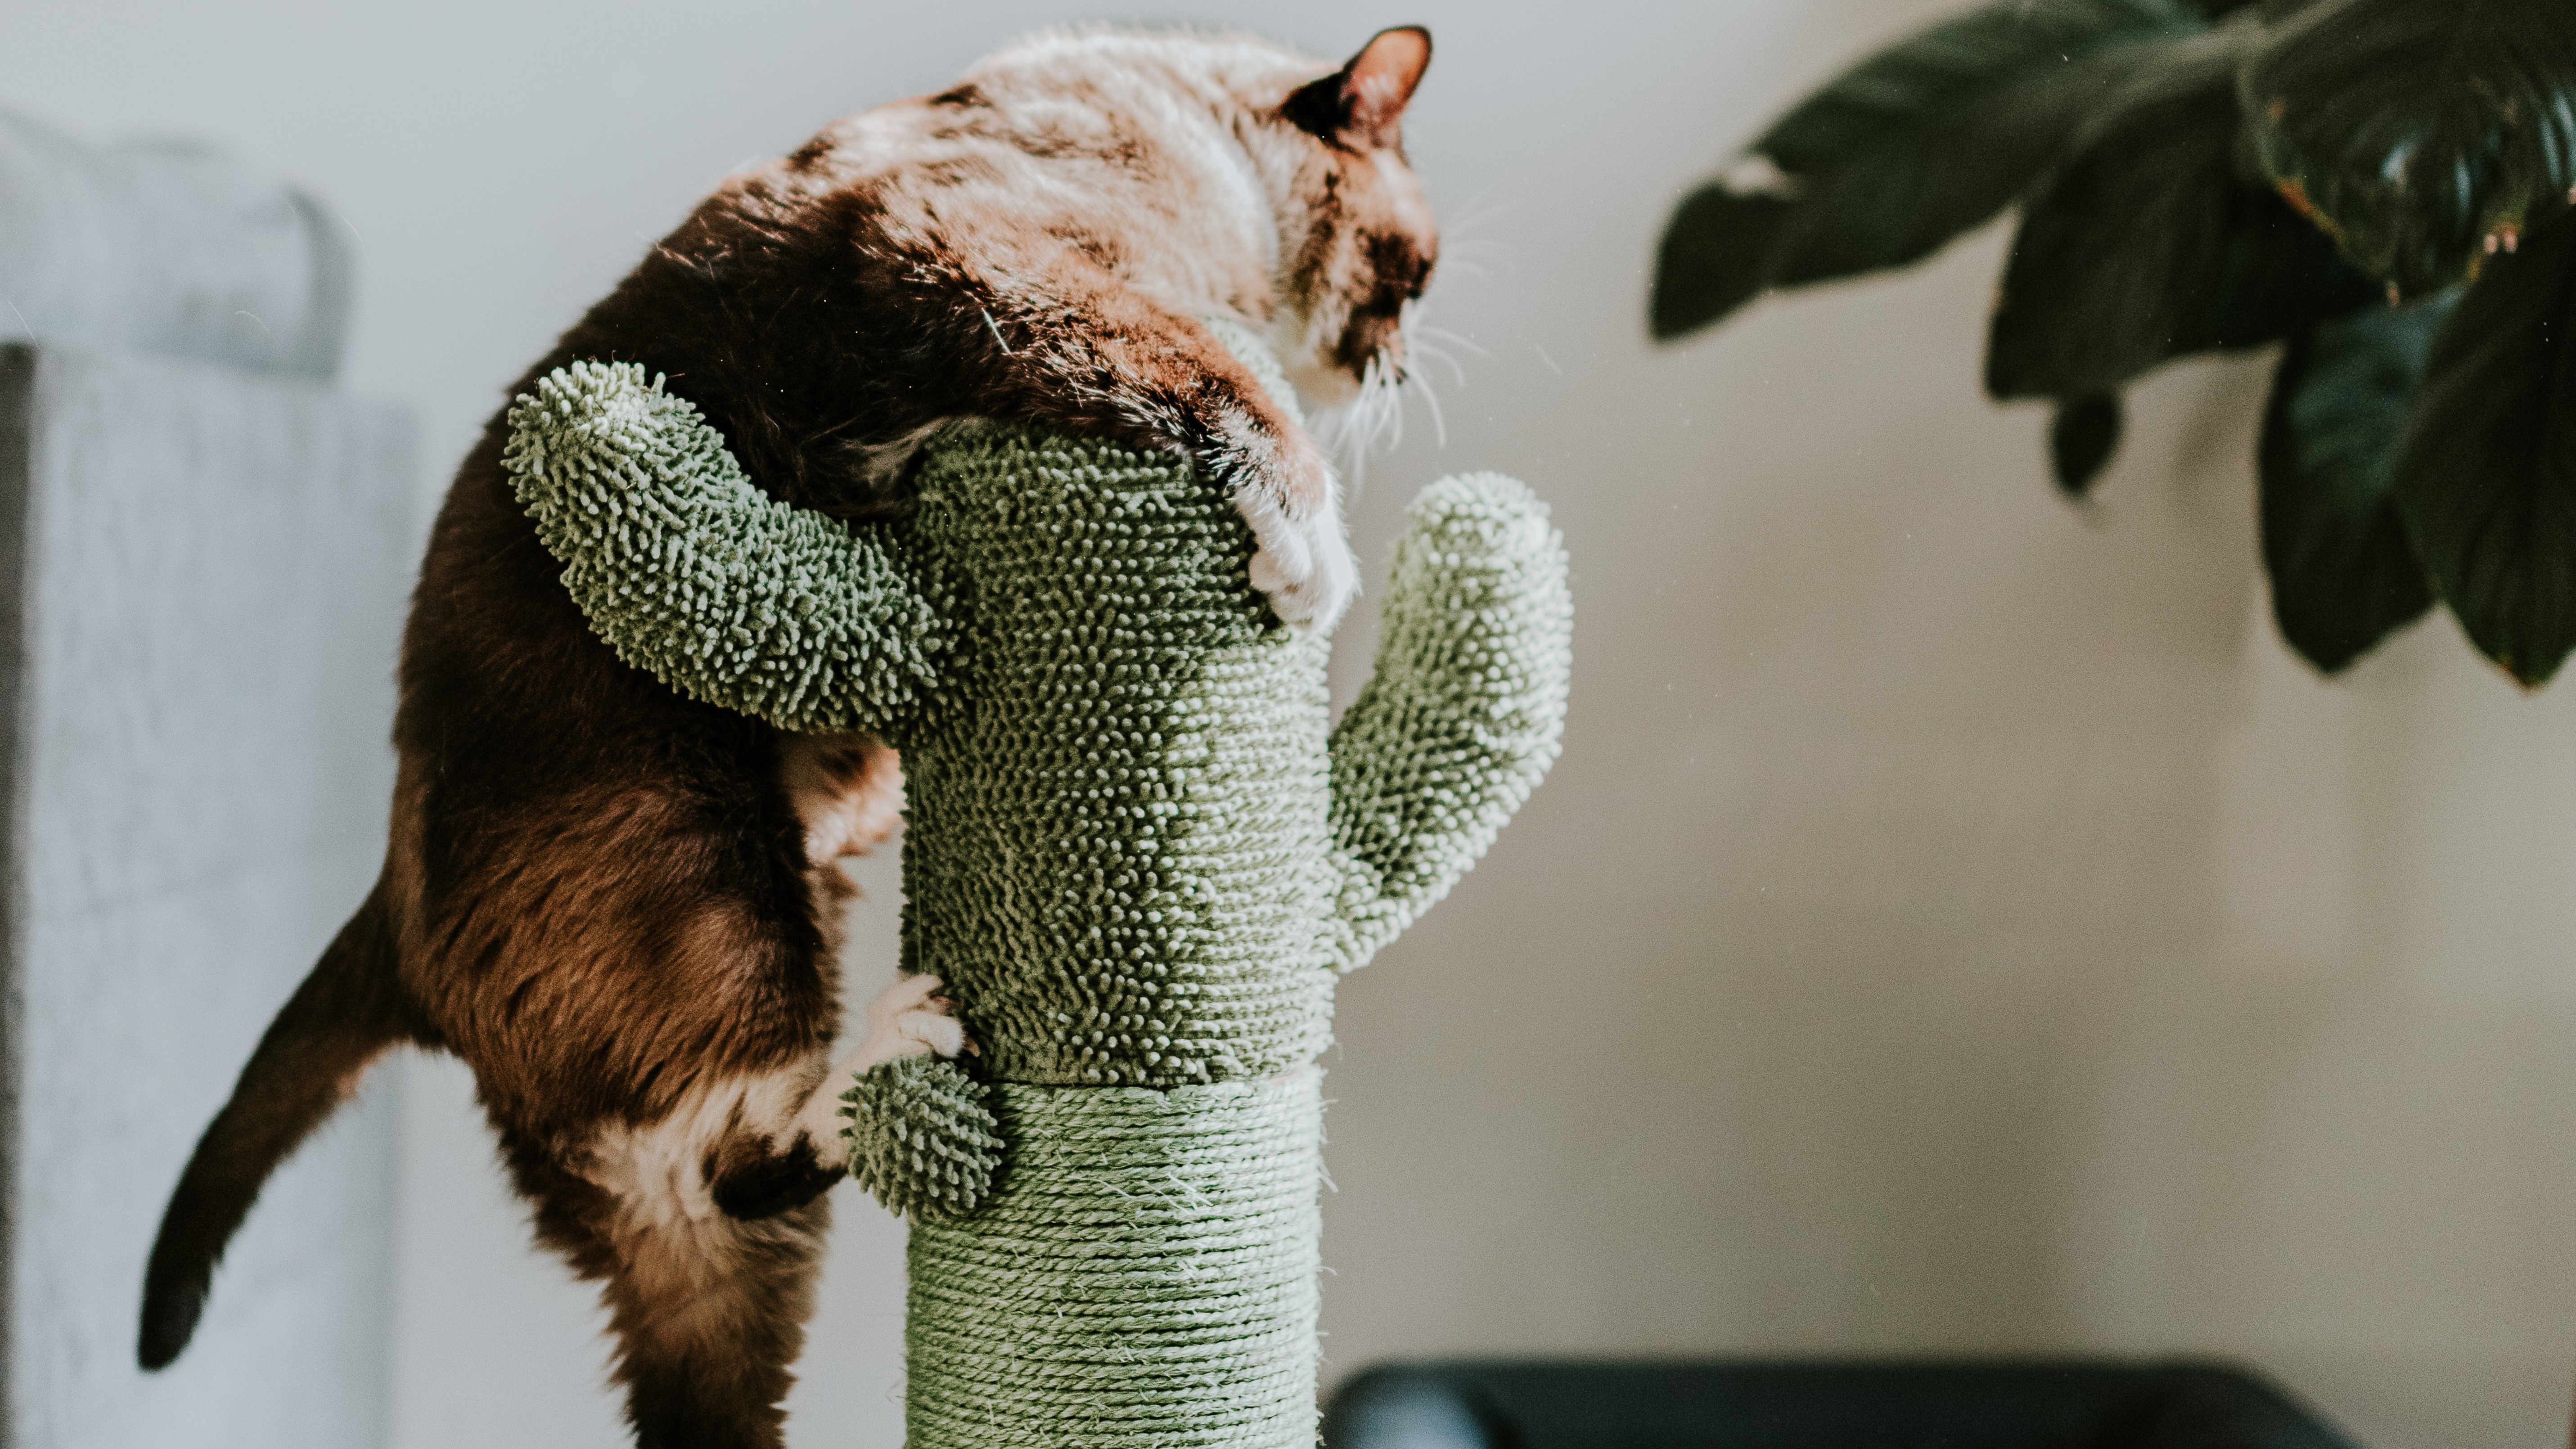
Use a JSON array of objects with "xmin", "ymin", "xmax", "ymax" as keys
[
  {"xmin": 1650, "ymin": 187, "xmax": 1792, "ymax": 340},
  {"xmin": 2258, "ymin": 297, "xmax": 2450, "ymax": 673},
  {"xmin": 1753, "ymin": 0, "xmax": 2200, "ymax": 171},
  {"xmin": 1650, "ymin": 0, "xmax": 2208, "ymax": 339},
  {"xmin": 1986, "ymin": 47, "xmax": 2375, "ymax": 399},
  {"xmin": 2391, "ymin": 218, "xmax": 2576, "ymax": 685},
  {"xmin": 2243, "ymin": 0, "xmax": 2576, "ymax": 298},
  {"xmin": 2051, "ymin": 392, "xmax": 2125, "ymax": 497}
]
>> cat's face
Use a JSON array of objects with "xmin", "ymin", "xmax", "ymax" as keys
[{"xmin": 1270, "ymin": 28, "xmax": 1440, "ymax": 409}]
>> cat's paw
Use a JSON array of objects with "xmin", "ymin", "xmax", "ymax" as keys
[
  {"xmin": 854, "ymin": 972, "xmax": 969, "ymax": 1072},
  {"xmin": 708, "ymin": 1133, "xmax": 844, "ymax": 1220},
  {"xmin": 1213, "ymin": 424, "xmax": 1357, "ymax": 629},
  {"xmin": 1246, "ymin": 496, "xmax": 1360, "ymax": 630}
]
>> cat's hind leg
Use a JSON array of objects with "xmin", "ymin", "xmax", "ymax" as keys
[
  {"xmin": 506, "ymin": 1116, "xmax": 827, "ymax": 1449},
  {"xmin": 602, "ymin": 1198, "xmax": 824, "ymax": 1449}
]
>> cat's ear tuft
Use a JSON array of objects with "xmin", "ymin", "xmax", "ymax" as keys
[{"xmin": 1283, "ymin": 26, "xmax": 1432, "ymax": 149}]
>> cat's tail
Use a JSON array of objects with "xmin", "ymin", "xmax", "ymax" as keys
[{"xmin": 138, "ymin": 885, "xmax": 406, "ymax": 1370}]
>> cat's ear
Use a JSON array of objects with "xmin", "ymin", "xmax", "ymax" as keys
[{"xmin": 1283, "ymin": 26, "xmax": 1431, "ymax": 149}]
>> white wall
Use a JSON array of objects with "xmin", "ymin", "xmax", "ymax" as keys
[{"xmin": 8, "ymin": 1, "xmax": 2575, "ymax": 1444}]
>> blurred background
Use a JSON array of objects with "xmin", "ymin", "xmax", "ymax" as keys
[{"xmin": 6, "ymin": 0, "xmax": 2574, "ymax": 1445}]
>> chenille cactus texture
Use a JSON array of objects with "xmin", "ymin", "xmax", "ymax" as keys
[
  {"xmin": 837, "ymin": 1053, "xmax": 1005, "ymax": 1223},
  {"xmin": 502, "ymin": 322, "xmax": 1571, "ymax": 1449},
  {"xmin": 500, "ymin": 359, "xmax": 951, "ymax": 735}
]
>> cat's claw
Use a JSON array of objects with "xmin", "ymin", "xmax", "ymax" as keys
[{"xmin": 854, "ymin": 972, "xmax": 969, "ymax": 1072}]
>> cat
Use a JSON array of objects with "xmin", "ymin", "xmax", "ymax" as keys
[{"xmin": 136, "ymin": 22, "xmax": 1438, "ymax": 1449}]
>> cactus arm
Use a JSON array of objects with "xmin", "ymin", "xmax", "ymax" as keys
[
  {"xmin": 500, "ymin": 360, "xmax": 951, "ymax": 737},
  {"xmin": 1324, "ymin": 472, "xmax": 1574, "ymax": 973},
  {"xmin": 837, "ymin": 1055, "xmax": 1003, "ymax": 1222}
]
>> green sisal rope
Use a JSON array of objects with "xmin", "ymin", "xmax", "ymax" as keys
[{"xmin": 907, "ymin": 1073, "xmax": 1322, "ymax": 1449}]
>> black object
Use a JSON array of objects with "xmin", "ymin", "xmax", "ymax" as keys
[{"xmin": 1324, "ymin": 1359, "xmax": 2360, "ymax": 1449}]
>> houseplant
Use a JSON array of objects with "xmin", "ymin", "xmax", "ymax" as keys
[{"xmin": 1652, "ymin": 0, "xmax": 2576, "ymax": 681}]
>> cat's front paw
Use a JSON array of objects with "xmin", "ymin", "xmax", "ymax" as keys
[
  {"xmin": 1247, "ymin": 501, "xmax": 1360, "ymax": 630},
  {"xmin": 854, "ymin": 971, "xmax": 971, "ymax": 1072},
  {"xmin": 1214, "ymin": 428, "xmax": 1357, "ymax": 629}
]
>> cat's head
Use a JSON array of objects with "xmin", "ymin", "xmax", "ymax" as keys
[
  {"xmin": 929, "ymin": 24, "xmax": 1439, "ymax": 418},
  {"xmin": 1266, "ymin": 27, "xmax": 1439, "ymax": 410}
]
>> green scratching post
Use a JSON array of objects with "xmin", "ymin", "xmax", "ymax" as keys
[{"xmin": 504, "ymin": 327, "xmax": 1572, "ymax": 1449}]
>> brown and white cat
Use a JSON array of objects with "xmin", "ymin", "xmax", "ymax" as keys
[{"xmin": 136, "ymin": 23, "xmax": 1438, "ymax": 1449}]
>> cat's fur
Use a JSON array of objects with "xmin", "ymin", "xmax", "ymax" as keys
[{"xmin": 135, "ymin": 23, "xmax": 1437, "ymax": 1449}]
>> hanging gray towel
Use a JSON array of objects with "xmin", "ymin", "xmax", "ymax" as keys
[{"xmin": 0, "ymin": 110, "xmax": 354, "ymax": 380}]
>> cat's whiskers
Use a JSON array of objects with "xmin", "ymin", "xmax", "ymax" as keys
[
  {"xmin": 1313, "ymin": 287, "xmax": 1486, "ymax": 474},
  {"xmin": 1313, "ymin": 349, "xmax": 1406, "ymax": 483},
  {"xmin": 1409, "ymin": 337, "xmax": 1470, "ymax": 391},
  {"xmin": 1433, "ymin": 198, "xmax": 1517, "ymax": 286},
  {"xmin": 1396, "ymin": 293, "xmax": 1463, "ymax": 450},
  {"xmin": 1437, "ymin": 193, "xmax": 1513, "ymax": 247},
  {"xmin": 1406, "ymin": 364, "xmax": 1448, "ymax": 450},
  {"xmin": 1416, "ymin": 322, "xmax": 1489, "ymax": 359}
]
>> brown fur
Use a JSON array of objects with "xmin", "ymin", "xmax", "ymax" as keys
[{"xmin": 139, "ymin": 26, "xmax": 1437, "ymax": 1447}]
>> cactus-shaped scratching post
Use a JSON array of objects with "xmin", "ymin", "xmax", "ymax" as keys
[{"xmin": 502, "ymin": 324, "xmax": 1572, "ymax": 1448}]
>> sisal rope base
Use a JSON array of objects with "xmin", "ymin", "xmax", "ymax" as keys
[{"xmin": 905, "ymin": 1071, "xmax": 1324, "ymax": 1449}]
